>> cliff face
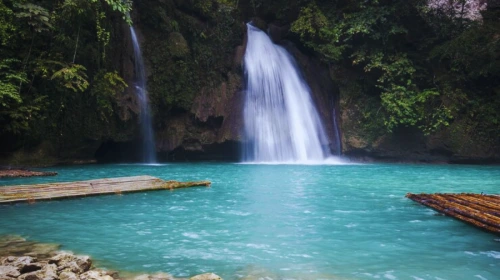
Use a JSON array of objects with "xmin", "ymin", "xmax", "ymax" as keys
[
  {"xmin": 109, "ymin": 0, "xmax": 499, "ymax": 163},
  {"xmin": 155, "ymin": 71, "xmax": 244, "ymax": 160},
  {"xmin": 338, "ymin": 66, "xmax": 500, "ymax": 163},
  {"xmin": 7, "ymin": 0, "xmax": 495, "ymax": 165},
  {"xmin": 101, "ymin": 1, "xmax": 339, "ymax": 162}
]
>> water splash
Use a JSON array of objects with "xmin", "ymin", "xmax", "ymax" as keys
[
  {"xmin": 130, "ymin": 27, "xmax": 156, "ymax": 163},
  {"xmin": 243, "ymin": 23, "xmax": 331, "ymax": 163}
]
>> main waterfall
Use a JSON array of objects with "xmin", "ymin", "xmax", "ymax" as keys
[
  {"xmin": 130, "ymin": 27, "xmax": 156, "ymax": 163},
  {"xmin": 243, "ymin": 23, "xmax": 331, "ymax": 163}
]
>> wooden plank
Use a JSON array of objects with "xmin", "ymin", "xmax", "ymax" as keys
[
  {"xmin": 0, "ymin": 176, "xmax": 211, "ymax": 204},
  {"xmin": 406, "ymin": 193, "xmax": 500, "ymax": 234}
]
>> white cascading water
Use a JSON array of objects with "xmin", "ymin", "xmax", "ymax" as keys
[
  {"xmin": 130, "ymin": 27, "xmax": 157, "ymax": 163},
  {"xmin": 243, "ymin": 23, "xmax": 331, "ymax": 163}
]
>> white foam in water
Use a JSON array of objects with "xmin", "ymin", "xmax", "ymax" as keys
[
  {"xmin": 243, "ymin": 23, "xmax": 343, "ymax": 164},
  {"xmin": 182, "ymin": 232, "xmax": 200, "ymax": 239},
  {"xmin": 481, "ymin": 251, "xmax": 500, "ymax": 259}
]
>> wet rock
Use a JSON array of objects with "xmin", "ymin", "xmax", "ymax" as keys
[
  {"xmin": 132, "ymin": 274, "xmax": 150, "ymax": 280},
  {"xmin": 0, "ymin": 169, "xmax": 57, "ymax": 178},
  {"xmin": 79, "ymin": 269, "xmax": 112, "ymax": 280},
  {"xmin": 151, "ymin": 272, "xmax": 175, "ymax": 280},
  {"xmin": 60, "ymin": 271, "xmax": 79, "ymax": 280},
  {"xmin": 189, "ymin": 273, "xmax": 222, "ymax": 280},
  {"xmin": 17, "ymin": 263, "xmax": 57, "ymax": 280},
  {"xmin": 49, "ymin": 253, "xmax": 91, "ymax": 273},
  {"xmin": 26, "ymin": 244, "xmax": 60, "ymax": 259},
  {"xmin": 131, "ymin": 272, "xmax": 184, "ymax": 280},
  {"xmin": 0, "ymin": 265, "xmax": 21, "ymax": 278},
  {"xmin": 1, "ymin": 256, "xmax": 42, "ymax": 273},
  {"xmin": 79, "ymin": 270, "xmax": 101, "ymax": 280},
  {"xmin": 18, "ymin": 272, "xmax": 41, "ymax": 280},
  {"xmin": 0, "ymin": 235, "xmax": 59, "ymax": 259},
  {"xmin": 42, "ymin": 263, "xmax": 58, "ymax": 280}
]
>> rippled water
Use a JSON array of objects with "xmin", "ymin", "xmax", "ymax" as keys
[{"xmin": 1, "ymin": 163, "xmax": 499, "ymax": 279}]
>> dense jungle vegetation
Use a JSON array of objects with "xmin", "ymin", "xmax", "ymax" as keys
[{"xmin": 0, "ymin": 0, "xmax": 498, "ymax": 163}]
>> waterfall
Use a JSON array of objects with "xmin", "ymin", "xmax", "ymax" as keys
[
  {"xmin": 243, "ymin": 23, "xmax": 331, "ymax": 163},
  {"xmin": 130, "ymin": 26, "xmax": 156, "ymax": 163}
]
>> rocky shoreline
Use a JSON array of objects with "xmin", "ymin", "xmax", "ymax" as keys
[
  {"xmin": 0, "ymin": 169, "xmax": 57, "ymax": 179},
  {"xmin": 0, "ymin": 236, "xmax": 221, "ymax": 280}
]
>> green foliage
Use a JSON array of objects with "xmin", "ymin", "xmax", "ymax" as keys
[
  {"xmin": 0, "ymin": 1, "xmax": 16, "ymax": 46},
  {"xmin": 291, "ymin": 0, "xmax": 499, "ymax": 145},
  {"xmin": 14, "ymin": 3, "xmax": 52, "ymax": 33},
  {"xmin": 0, "ymin": 59, "xmax": 25, "ymax": 106},
  {"xmin": 0, "ymin": 58, "xmax": 47, "ymax": 134},
  {"xmin": 90, "ymin": 70, "xmax": 127, "ymax": 122},
  {"xmin": 352, "ymin": 51, "xmax": 453, "ymax": 133},
  {"xmin": 50, "ymin": 63, "xmax": 89, "ymax": 92},
  {"xmin": 141, "ymin": 0, "xmax": 242, "ymax": 123},
  {"xmin": 0, "ymin": 0, "xmax": 132, "ymax": 153}
]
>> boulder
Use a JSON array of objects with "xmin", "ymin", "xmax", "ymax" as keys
[
  {"xmin": 79, "ymin": 269, "xmax": 113, "ymax": 280},
  {"xmin": 0, "ymin": 265, "xmax": 21, "ymax": 278},
  {"xmin": 49, "ymin": 253, "xmax": 91, "ymax": 273},
  {"xmin": 189, "ymin": 273, "xmax": 222, "ymax": 280},
  {"xmin": 0, "ymin": 256, "xmax": 42, "ymax": 274},
  {"xmin": 18, "ymin": 272, "xmax": 41, "ymax": 280},
  {"xmin": 41, "ymin": 263, "xmax": 58, "ymax": 280},
  {"xmin": 59, "ymin": 271, "xmax": 79, "ymax": 280},
  {"xmin": 151, "ymin": 272, "xmax": 175, "ymax": 280},
  {"xmin": 18, "ymin": 263, "xmax": 58, "ymax": 280},
  {"xmin": 79, "ymin": 270, "xmax": 102, "ymax": 280},
  {"xmin": 133, "ymin": 274, "xmax": 150, "ymax": 280}
]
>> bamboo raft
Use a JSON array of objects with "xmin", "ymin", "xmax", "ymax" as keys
[
  {"xmin": 0, "ymin": 176, "xmax": 211, "ymax": 204},
  {"xmin": 406, "ymin": 193, "xmax": 500, "ymax": 234}
]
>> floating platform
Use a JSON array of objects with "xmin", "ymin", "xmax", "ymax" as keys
[
  {"xmin": 0, "ymin": 169, "xmax": 57, "ymax": 178},
  {"xmin": 406, "ymin": 193, "xmax": 500, "ymax": 234},
  {"xmin": 0, "ymin": 176, "xmax": 211, "ymax": 204}
]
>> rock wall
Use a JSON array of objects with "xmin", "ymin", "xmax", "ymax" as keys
[
  {"xmin": 8, "ymin": 0, "xmax": 493, "ymax": 164},
  {"xmin": 338, "ymin": 68, "xmax": 500, "ymax": 163},
  {"xmin": 101, "ymin": 1, "xmax": 339, "ymax": 162}
]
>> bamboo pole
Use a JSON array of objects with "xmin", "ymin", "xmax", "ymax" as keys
[
  {"xmin": 0, "ymin": 176, "xmax": 211, "ymax": 204},
  {"xmin": 406, "ymin": 193, "xmax": 500, "ymax": 234}
]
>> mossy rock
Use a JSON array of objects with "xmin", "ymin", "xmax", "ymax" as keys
[
  {"xmin": 168, "ymin": 32, "xmax": 190, "ymax": 57},
  {"xmin": 249, "ymin": 17, "xmax": 267, "ymax": 31}
]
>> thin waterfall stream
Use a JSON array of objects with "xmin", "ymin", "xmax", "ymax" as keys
[
  {"xmin": 243, "ymin": 23, "xmax": 332, "ymax": 163},
  {"xmin": 130, "ymin": 26, "xmax": 156, "ymax": 163},
  {"xmin": 332, "ymin": 107, "xmax": 342, "ymax": 156}
]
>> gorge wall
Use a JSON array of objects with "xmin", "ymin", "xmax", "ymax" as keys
[
  {"xmin": 2, "ymin": 0, "xmax": 498, "ymax": 165},
  {"xmin": 97, "ymin": 0, "xmax": 339, "ymax": 162}
]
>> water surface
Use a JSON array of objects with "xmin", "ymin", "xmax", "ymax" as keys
[{"xmin": 1, "ymin": 163, "xmax": 499, "ymax": 279}]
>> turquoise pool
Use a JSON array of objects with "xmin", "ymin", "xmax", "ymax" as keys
[{"xmin": 1, "ymin": 163, "xmax": 499, "ymax": 279}]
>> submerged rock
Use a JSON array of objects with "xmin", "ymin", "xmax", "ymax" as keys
[
  {"xmin": 132, "ymin": 272, "xmax": 176, "ymax": 280},
  {"xmin": 0, "ymin": 235, "xmax": 226, "ymax": 280},
  {"xmin": 79, "ymin": 269, "xmax": 114, "ymax": 280},
  {"xmin": 0, "ymin": 235, "xmax": 59, "ymax": 259},
  {"xmin": 0, "ymin": 170, "xmax": 57, "ymax": 178},
  {"xmin": 189, "ymin": 273, "xmax": 222, "ymax": 280}
]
